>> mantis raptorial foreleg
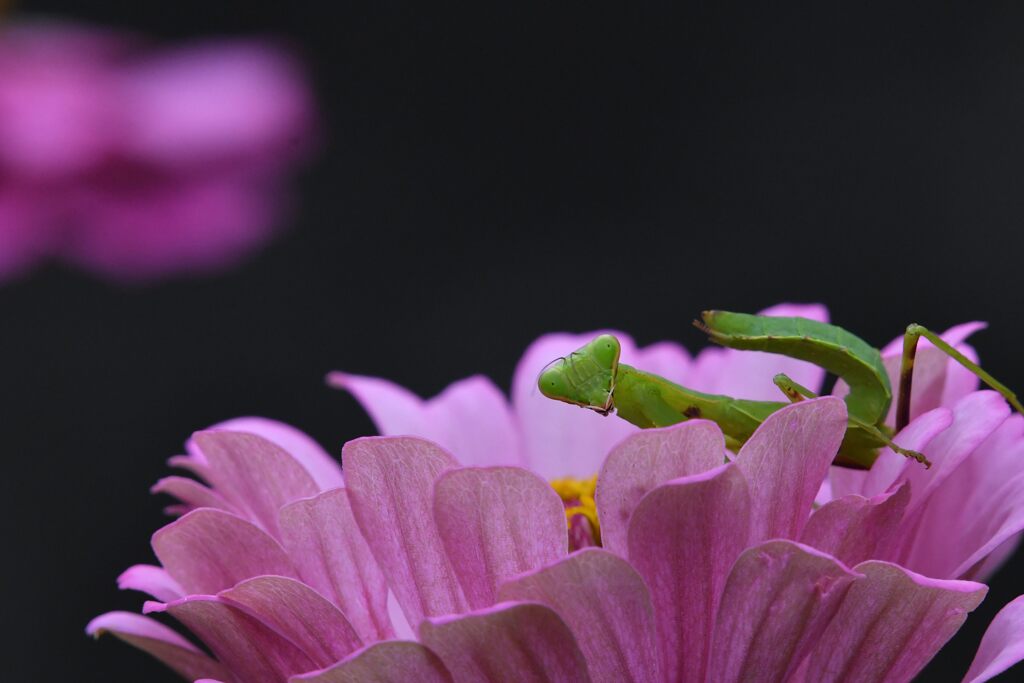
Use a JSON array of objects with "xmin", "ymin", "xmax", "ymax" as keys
[{"xmin": 896, "ymin": 324, "xmax": 1024, "ymax": 432}]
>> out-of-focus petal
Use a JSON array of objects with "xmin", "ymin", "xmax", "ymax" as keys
[
  {"xmin": 343, "ymin": 437, "xmax": 467, "ymax": 626},
  {"xmin": 733, "ymin": 397, "xmax": 847, "ymax": 544},
  {"xmin": 86, "ymin": 611, "xmax": 230, "ymax": 682},
  {"xmin": 152, "ymin": 508, "xmax": 297, "ymax": 594},
  {"xmin": 801, "ymin": 561, "xmax": 987, "ymax": 683},
  {"xmin": 279, "ymin": 488, "xmax": 393, "ymax": 643},
  {"xmin": 117, "ymin": 564, "xmax": 185, "ymax": 602},
  {"xmin": 595, "ymin": 420, "xmax": 724, "ymax": 557},
  {"xmin": 330, "ymin": 373, "xmax": 524, "ymax": 468},
  {"xmin": 627, "ymin": 464, "xmax": 751, "ymax": 683},
  {"xmin": 188, "ymin": 431, "xmax": 320, "ymax": 538},
  {"xmin": 510, "ymin": 331, "xmax": 643, "ymax": 479},
  {"xmin": 150, "ymin": 596, "xmax": 316, "ymax": 683},
  {"xmin": 290, "ymin": 641, "xmax": 453, "ymax": 683},
  {"xmin": 800, "ymin": 483, "xmax": 910, "ymax": 568},
  {"xmin": 687, "ymin": 303, "xmax": 830, "ymax": 401},
  {"xmin": 949, "ymin": 474, "xmax": 1024, "ymax": 579},
  {"xmin": 151, "ymin": 476, "xmax": 236, "ymax": 515},
  {"xmin": 434, "ymin": 466, "xmax": 566, "ymax": 609},
  {"xmin": 219, "ymin": 576, "xmax": 362, "ymax": 668},
  {"xmin": 498, "ymin": 549, "xmax": 660, "ymax": 683},
  {"xmin": 963, "ymin": 594, "xmax": 1024, "ymax": 682},
  {"xmin": 419, "ymin": 602, "xmax": 592, "ymax": 683},
  {"xmin": 204, "ymin": 417, "xmax": 343, "ymax": 491},
  {"xmin": 709, "ymin": 540, "xmax": 859, "ymax": 683}
]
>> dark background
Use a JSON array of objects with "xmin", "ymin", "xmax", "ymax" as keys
[{"xmin": 4, "ymin": 1, "xmax": 1024, "ymax": 680}]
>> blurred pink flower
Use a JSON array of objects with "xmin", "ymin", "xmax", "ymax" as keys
[
  {"xmin": 0, "ymin": 22, "xmax": 314, "ymax": 282},
  {"xmin": 88, "ymin": 309, "xmax": 1024, "ymax": 681}
]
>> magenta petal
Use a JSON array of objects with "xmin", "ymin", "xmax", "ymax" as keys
[
  {"xmin": 151, "ymin": 476, "xmax": 236, "ymax": 515},
  {"xmin": 419, "ymin": 602, "xmax": 592, "ymax": 683},
  {"xmin": 343, "ymin": 436, "xmax": 467, "ymax": 626},
  {"xmin": 279, "ymin": 488, "xmax": 393, "ymax": 642},
  {"xmin": 802, "ymin": 561, "xmax": 987, "ymax": 683},
  {"xmin": 434, "ymin": 466, "xmax": 567, "ymax": 609},
  {"xmin": 117, "ymin": 564, "xmax": 185, "ymax": 602},
  {"xmin": 191, "ymin": 431, "xmax": 320, "ymax": 538},
  {"xmin": 734, "ymin": 397, "xmax": 847, "ymax": 544},
  {"xmin": 963, "ymin": 595, "xmax": 1024, "ymax": 682},
  {"xmin": 152, "ymin": 508, "xmax": 297, "ymax": 594},
  {"xmin": 205, "ymin": 417, "xmax": 344, "ymax": 491},
  {"xmin": 497, "ymin": 549, "xmax": 659, "ymax": 683},
  {"xmin": 627, "ymin": 464, "xmax": 751, "ymax": 683},
  {"xmin": 155, "ymin": 596, "xmax": 317, "ymax": 683},
  {"xmin": 596, "ymin": 420, "xmax": 725, "ymax": 557},
  {"xmin": 800, "ymin": 483, "xmax": 910, "ymax": 568},
  {"xmin": 219, "ymin": 576, "xmax": 362, "ymax": 668},
  {"xmin": 708, "ymin": 540, "xmax": 860, "ymax": 683},
  {"xmin": 86, "ymin": 611, "xmax": 230, "ymax": 682},
  {"xmin": 290, "ymin": 641, "xmax": 453, "ymax": 683}
]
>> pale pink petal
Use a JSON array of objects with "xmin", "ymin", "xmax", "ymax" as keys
[
  {"xmin": 949, "ymin": 474, "xmax": 1024, "ymax": 579},
  {"xmin": 86, "ymin": 611, "xmax": 230, "ymax": 682},
  {"xmin": 290, "ymin": 641, "xmax": 453, "ymax": 683},
  {"xmin": 733, "ymin": 397, "xmax": 847, "ymax": 544},
  {"xmin": 802, "ymin": 561, "xmax": 987, "ymax": 683},
  {"xmin": 152, "ymin": 508, "xmax": 297, "ymax": 594},
  {"xmin": 434, "ymin": 466, "xmax": 567, "ymax": 609},
  {"xmin": 687, "ymin": 303, "xmax": 830, "ymax": 401},
  {"xmin": 117, "ymin": 564, "xmax": 185, "ymax": 602},
  {"xmin": 419, "ymin": 602, "xmax": 592, "ymax": 683},
  {"xmin": 279, "ymin": 488, "xmax": 393, "ymax": 642},
  {"xmin": 150, "ymin": 596, "xmax": 316, "ymax": 683},
  {"xmin": 963, "ymin": 594, "xmax": 1024, "ymax": 682},
  {"xmin": 631, "ymin": 341, "xmax": 691, "ymax": 382},
  {"xmin": 510, "ymin": 331, "xmax": 643, "ymax": 479},
  {"xmin": 219, "ymin": 576, "xmax": 362, "ymax": 668},
  {"xmin": 343, "ymin": 436, "xmax": 467, "ymax": 626},
  {"xmin": 205, "ymin": 417, "xmax": 344, "ymax": 491},
  {"xmin": 595, "ymin": 420, "xmax": 725, "ymax": 556},
  {"xmin": 708, "ymin": 540, "xmax": 860, "ymax": 683},
  {"xmin": 627, "ymin": 464, "xmax": 751, "ymax": 683},
  {"xmin": 330, "ymin": 373, "xmax": 523, "ymax": 467},
  {"xmin": 151, "ymin": 476, "xmax": 236, "ymax": 515},
  {"xmin": 497, "ymin": 549, "xmax": 660, "ymax": 683},
  {"xmin": 800, "ymin": 483, "xmax": 910, "ymax": 568}
]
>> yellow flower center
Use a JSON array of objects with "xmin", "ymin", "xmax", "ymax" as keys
[{"xmin": 550, "ymin": 475, "xmax": 601, "ymax": 546}]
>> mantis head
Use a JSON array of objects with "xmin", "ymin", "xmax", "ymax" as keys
[{"xmin": 538, "ymin": 334, "xmax": 621, "ymax": 415}]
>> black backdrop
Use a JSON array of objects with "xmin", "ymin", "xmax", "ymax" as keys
[{"xmin": 5, "ymin": 2, "xmax": 1024, "ymax": 680}]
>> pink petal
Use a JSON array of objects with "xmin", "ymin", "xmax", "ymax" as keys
[
  {"xmin": 219, "ymin": 576, "xmax": 362, "ymax": 668},
  {"xmin": 205, "ymin": 417, "xmax": 344, "ymax": 491},
  {"xmin": 497, "ymin": 549, "xmax": 660, "ymax": 683},
  {"xmin": 949, "ymin": 473, "xmax": 1024, "ymax": 579},
  {"xmin": 419, "ymin": 602, "xmax": 592, "ymax": 683},
  {"xmin": 191, "ymin": 430, "xmax": 320, "ymax": 538},
  {"xmin": 963, "ymin": 594, "xmax": 1024, "ymax": 682},
  {"xmin": 596, "ymin": 419, "xmax": 725, "ymax": 556},
  {"xmin": 86, "ymin": 611, "xmax": 230, "ymax": 682},
  {"xmin": 151, "ymin": 596, "xmax": 317, "ymax": 683},
  {"xmin": 708, "ymin": 540, "xmax": 860, "ymax": 683},
  {"xmin": 117, "ymin": 564, "xmax": 185, "ymax": 602},
  {"xmin": 627, "ymin": 464, "xmax": 751, "ymax": 683},
  {"xmin": 733, "ymin": 397, "xmax": 847, "ymax": 544},
  {"xmin": 152, "ymin": 508, "xmax": 297, "ymax": 594},
  {"xmin": 433, "ymin": 466, "xmax": 567, "ymax": 609},
  {"xmin": 279, "ymin": 488, "xmax": 393, "ymax": 642},
  {"xmin": 800, "ymin": 482, "xmax": 910, "ymax": 568},
  {"xmin": 330, "ymin": 373, "xmax": 524, "ymax": 467},
  {"xmin": 290, "ymin": 641, "xmax": 453, "ymax": 683},
  {"xmin": 343, "ymin": 436, "xmax": 467, "ymax": 626},
  {"xmin": 510, "ymin": 331, "xmax": 644, "ymax": 479},
  {"xmin": 151, "ymin": 475, "xmax": 236, "ymax": 515},
  {"xmin": 687, "ymin": 303, "xmax": 830, "ymax": 401},
  {"xmin": 802, "ymin": 561, "xmax": 987, "ymax": 683}
]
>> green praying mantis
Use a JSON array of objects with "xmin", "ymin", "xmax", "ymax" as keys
[{"xmin": 539, "ymin": 311, "xmax": 1024, "ymax": 469}]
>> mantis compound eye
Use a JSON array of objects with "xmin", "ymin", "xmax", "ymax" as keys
[{"xmin": 538, "ymin": 363, "xmax": 575, "ymax": 403}]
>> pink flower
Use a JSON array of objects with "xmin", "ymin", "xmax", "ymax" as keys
[
  {"xmin": 87, "ymin": 310, "xmax": 1024, "ymax": 681},
  {"xmin": 0, "ymin": 22, "xmax": 314, "ymax": 282}
]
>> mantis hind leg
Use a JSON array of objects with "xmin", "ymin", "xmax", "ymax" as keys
[
  {"xmin": 895, "ymin": 324, "xmax": 1024, "ymax": 432},
  {"xmin": 774, "ymin": 373, "xmax": 931, "ymax": 468}
]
